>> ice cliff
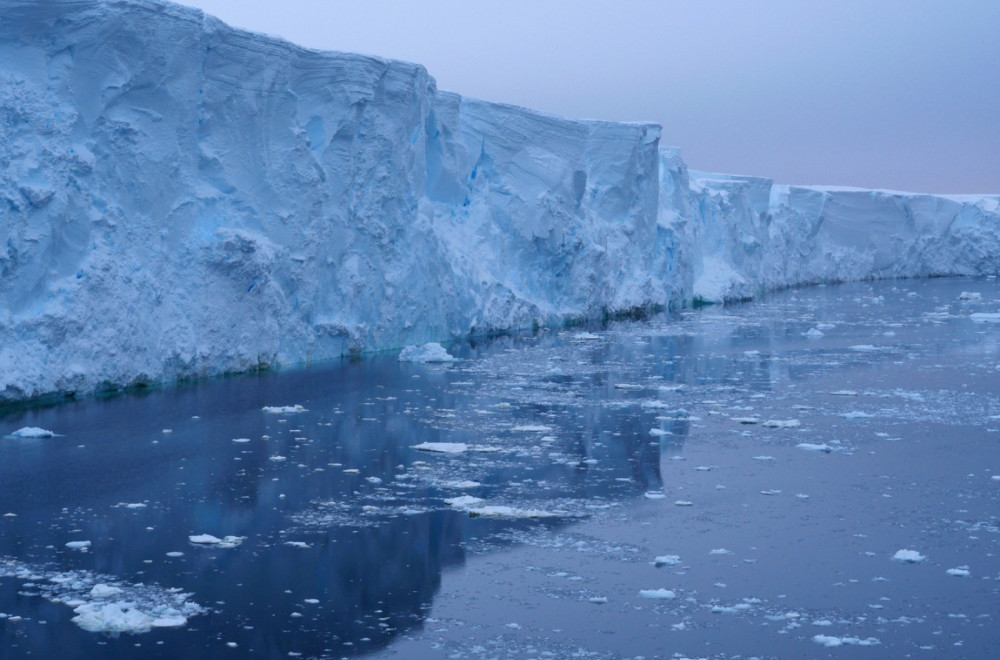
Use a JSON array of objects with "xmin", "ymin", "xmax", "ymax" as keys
[{"xmin": 2, "ymin": 0, "xmax": 998, "ymax": 403}]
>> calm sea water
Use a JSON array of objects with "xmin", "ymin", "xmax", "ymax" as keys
[{"xmin": 1, "ymin": 278, "xmax": 998, "ymax": 659}]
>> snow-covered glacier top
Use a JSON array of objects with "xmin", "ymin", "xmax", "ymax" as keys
[{"xmin": 1, "ymin": 0, "xmax": 998, "ymax": 403}]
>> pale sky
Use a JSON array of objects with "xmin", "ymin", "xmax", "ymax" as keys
[{"xmin": 175, "ymin": 0, "xmax": 999, "ymax": 193}]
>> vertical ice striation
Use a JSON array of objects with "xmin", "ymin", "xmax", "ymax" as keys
[{"xmin": 1, "ymin": 0, "xmax": 998, "ymax": 402}]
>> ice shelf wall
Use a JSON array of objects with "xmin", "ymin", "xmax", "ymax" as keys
[{"xmin": 1, "ymin": 0, "xmax": 998, "ymax": 402}]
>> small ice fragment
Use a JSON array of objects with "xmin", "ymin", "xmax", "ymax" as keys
[
  {"xmin": 958, "ymin": 291, "xmax": 982, "ymax": 301},
  {"xmin": 762, "ymin": 419, "xmax": 800, "ymax": 428},
  {"xmin": 165, "ymin": 551, "xmax": 184, "ymax": 557},
  {"xmin": 262, "ymin": 405, "xmax": 306, "ymax": 414},
  {"xmin": 285, "ymin": 541, "xmax": 310, "ymax": 549},
  {"xmin": 614, "ymin": 383, "xmax": 643, "ymax": 390},
  {"xmin": 813, "ymin": 635, "xmax": 880, "ymax": 647},
  {"xmin": 303, "ymin": 598, "xmax": 319, "ymax": 604},
  {"xmin": 971, "ymin": 313, "xmax": 1000, "ymax": 323},
  {"xmin": 189, "ymin": 534, "xmax": 244, "ymax": 548},
  {"xmin": 654, "ymin": 555, "xmax": 681, "ymax": 567},
  {"xmin": 946, "ymin": 566, "xmax": 970, "ymax": 577},
  {"xmin": 268, "ymin": 455, "xmax": 287, "ymax": 462},
  {"xmin": 342, "ymin": 468, "xmax": 360, "ymax": 475},
  {"xmin": 803, "ymin": 328, "xmax": 824, "ymax": 338},
  {"xmin": 412, "ymin": 442, "xmax": 467, "ymax": 453},
  {"xmin": 830, "ymin": 390, "xmax": 858, "ymax": 396},
  {"xmin": 444, "ymin": 496, "xmax": 485, "ymax": 508},
  {"xmin": 710, "ymin": 548, "xmax": 731, "ymax": 555},
  {"xmin": 638, "ymin": 589, "xmax": 676, "ymax": 599},
  {"xmin": 9, "ymin": 427, "xmax": 55, "ymax": 438},
  {"xmin": 731, "ymin": 417, "xmax": 759, "ymax": 424},
  {"xmin": 644, "ymin": 491, "xmax": 666, "ymax": 500},
  {"xmin": 753, "ymin": 456, "xmax": 775, "ymax": 461},
  {"xmin": 398, "ymin": 343, "xmax": 455, "ymax": 363},
  {"xmin": 366, "ymin": 477, "xmax": 382, "ymax": 484},
  {"xmin": 797, "ymin": 443, "xmax": 833, "ymax": 453},
  {"xmin": 232, "ymin": 438, "xmax": 251, "ymax": 443},
  {"xmin": 674, "ymin": 500, "xmax": 693, "ymax": 507},
  {"xmin": 760, "ymin": 490, "xmax": 781, "ymax": 496},
  {"xmin": 850, "ymin": 344, "xmax": 880, "ymax": 352},
  {"xmin": 649, "ymin": 428, "xmax": 671, "ymax": 436},
  {"xmin": 892, "ymin": 549, "xmax": 926, "ymax": 563},
  {"xmin": 510, "ymin": 424, "xmax": 552, "ymax": 433},
  {"xmin": 588, "ymin": 596, "xmax": 608, "ymax": 604},
  {"xmin": 66, "ymin": 541, "xmax": 91, "ymax": 550},
  {"xmin": 572, "ymin": 332, "xmax": 601, "ymax": 341},
  {"xmin": 444, "ymin": 480, "xmax": 481, "ymax": 489}
]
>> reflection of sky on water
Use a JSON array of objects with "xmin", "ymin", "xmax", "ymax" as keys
[{"xmin": 1, "ymin": 277, "xmax": 998, "ymax": 658}]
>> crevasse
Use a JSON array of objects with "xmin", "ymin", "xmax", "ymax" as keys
[{"xmin": 1, "ymin": 0, "xmax": 998, "ymax": 403}]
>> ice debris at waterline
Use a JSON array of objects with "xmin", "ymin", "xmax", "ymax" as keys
[
  {"xmin": 398, "ymin": 343, "xmax": 456, "ymax": 363},
  {"xmin": 0, "ymin": 558, "xmax": 205, "ymax": 633},
  {"xmin": 1, "ymin": 0, "xmax": 999, "ymax": 404},
  {"xmin": 188, "ymin": 534, "xmax": 245, "ymax": 548},
  {"xmin": 6, "ymin": 427, "xmax": 57, "ymax": 438}
]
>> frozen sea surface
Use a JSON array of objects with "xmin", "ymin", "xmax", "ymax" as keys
[{"xmin": 1, "ymin": 278, "xmax": 998, "ymax": 659}]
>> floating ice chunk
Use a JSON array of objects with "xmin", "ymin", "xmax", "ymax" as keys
[
  {"xmin": 443, "ymin": 480, "xmax": 481, "ymax": 489},
  {"xmin": 572, "ymin": 332, "xmax": 601, "ymax": 341},
  {"xmin": 638, "ymin": 589, "xmax": 676, "ymax": 599},
  {"xmin": 189, "ymin": 534, "xmax": 244, "ymax": 548},
  {"xmin": 588, "ymin": 596, "xmax": 608, "ymax": 604},
  {"xmin": 762, "ymin": 419, "xmax": 800, "ymax": 428},
  {"xmin": 9, "ymin": 427, "xmax": 56, "ymax": 438},
  {"xmin": 398, "ymin": 343, "xmax": 455, "ymax": 363},
  {"xmin": 165, "ymin": 552, "xmax": 184, "ymax": 557},
  {"xmin": 73, "ymin": 602, "xmax": 154, "ymax": 633},
  {"xmin": 803, "ymin": 328, "xmax": 824, "ymax": 338},
  {"xmin": 412, "ymin": 442, "xmax": 468, "ymax": 453},
  {"xmin": 511, "ymin": 424, "xmax": 552, "ymax": 433},
  {"xmin": 946, "ymin": 566, "xmax": 970, "ymax": 577},
  {"xmin": 89, "ymin": 584, "xmax": 123, "ymax": 599},
  {"xmin": 841, "ymin": 410, "xmax": 873, "ymax": 419},
  {"xmin": 971, "ymin": 313, "xmax": 1000, "ymax": 323},
  {"xmin": 285, "ymin": 541, "xmax": 310, "ymax": 549},
  {"xmin": 303, "ymin": 598, "xmax": 319, "ymax": 604},
  {"xmin": 752, "ymin": 456, "xmax": 775, "ymax": 461},
  {"xmin": 892, "ymin": 549, "xmax": 926, "ymax": 563},
  {"xmin": 444, "ymin": 496, "xmax": 485, "ymax": 508},
  {"xmin": 269, "ymin": 455, "xmax": 287, "ymax": 462},
  {"xmin": 958, "ymin": 291, "xmax": 982, "ymax": 301},
  {"xmin": 644, "ymin": 491, "xmax": 666, "ymax": 500},
  {"xmin": 813, "ymin": 635, "xmax": 880, "ymax": 647},
  {"xmin": 849, "ymin": 344, "xmax": 881, "ymax": 352},
  {"xmin": 232, "ymin": 438, "xmax": 251, "ymax": 443},
  {"xmin": 649, "ymin": 428, "xmax": 672, "ymax": 436},
  {"xmin": 760, "ymin": 490, "xmax": 781, "ymax": 496},
  {"xmin": 797, "ymin": 443, "xmax": 833, "ymax": 453},
  {"xmin": 614, "ymin": 383, "xmax": 644, "ymax": 390},
  {"xmin": 731, "ymin": 417, "xmax": 760, "ymax": 424},
  {"xmin": 674, "ymin": 500, "xmax": 693, "ymax": 507},
  {"xmin": 66, "ymin": 541, "xmax": 91, "ymax": 550},
  {"xmin": 262, "ymin": 405, "xmax": 306, "ymax": 414},
  {"xmin": 710, "ymin": 548, "xmax": 731, "ymax": 555},
  {"xmin": 830, "ymin": 390, "xmax": 858, "ymax": 396},
  {"xmin": 654, "ymin": 555, "xmax": 682, "ymax": 567}
]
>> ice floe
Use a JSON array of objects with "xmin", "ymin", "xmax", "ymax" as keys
[
  {"xmin": 813, "ymin": 635, "xmax": 881, "ymax": 647},
  {"xmin": 262, "ymin": 405, "xmax": 306, "ymax": 414},
  {"xmin": 398, "ymin": 342, "xmax": 456, "ymax": 363},
  {"xmin": 797, "ymin": 443, "xmax": 833, "ymax": 453},
  {"xmin": 8, "ymin": 427, "xmax": 56, "ymax": 438},
  {"xmin": 654, "ymin": 555, "xmax": 682, "ymax": 567},
  {"xmin": 638, "ymin": 589, "xmax": 676, "ymax": 599},
  {"xmin": 188, "ymin": 534, "xmax": 245, "ymax": 548},
  {"xmin": 892, "ymin": 549, "xmax": 926, "ymax": 563},
  {"xmin": 946, "ymin": 566, "xmax": 971, "ymax": 577},
  {"xmin": 762, "ymin": 419, "xmax": 801, "ymax": 428},
  {"xmin": 412, "ymin": 442, "xmax": 468, "ymax": 453}
]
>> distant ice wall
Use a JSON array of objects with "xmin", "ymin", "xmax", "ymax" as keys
[
  {"xmin": 686, "ymin": 172, "xmax": 1000, "ymax": 303},
  {"xmin": 1, "ymin": 0, "xmax": 998, "ymax": 403}
]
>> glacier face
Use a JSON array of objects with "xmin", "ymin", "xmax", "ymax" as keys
[{"xmin": 1, "ymin": 0, "xmax": 998, "ymax": 403}]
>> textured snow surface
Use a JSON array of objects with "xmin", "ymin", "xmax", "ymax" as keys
[{"xmin": 1, "ymin": 0, "xmax": 999, "ymax": 403}]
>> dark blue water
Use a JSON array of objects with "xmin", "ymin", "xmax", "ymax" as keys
[{"xmin": 1, "ymin": 278, "xmax": 998, "ymax": 659}]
